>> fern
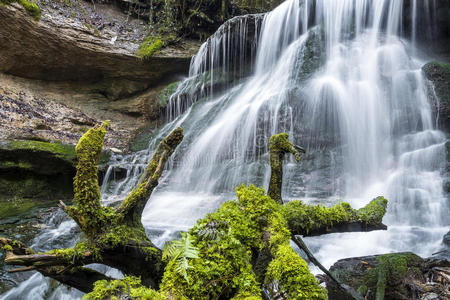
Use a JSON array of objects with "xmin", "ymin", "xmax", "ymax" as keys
[{"xmin": 162, "ymin": 232, "xmax": 199, "ymax": 282}]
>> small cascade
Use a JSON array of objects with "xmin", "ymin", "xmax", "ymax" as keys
[{"xmin": 166, "ymin": 14, "xmax": 264, "ymax": 121}]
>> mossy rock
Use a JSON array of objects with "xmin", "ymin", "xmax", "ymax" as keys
[
  {"xmin": 137, "ymin": 36, "xmax": 163, "ymax": 59},
  {"xmin": 328, "ymin": 252, "xmax": 424, "ymax": 300},
  {"xmin": 0, "ymin": 197, "xmax": 58, "ymax": 225},
  {"xmin": 0, "ymin": 140, "xmax": 77, "ymax": 175},
  {"xmin": 422, "ymin": 61, "xmax": 450, "ymax": 132},
  {"xmin": 0, "ymin": 140, "xmax": 78, "ymax": 201}
]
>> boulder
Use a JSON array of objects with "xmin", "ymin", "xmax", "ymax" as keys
[{"xmin": 327, "ymin": 252, "xmax": 450, "ymax": 300}]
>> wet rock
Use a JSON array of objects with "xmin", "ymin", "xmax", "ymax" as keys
[
  {"xmin": 444, "ymin": 231, "xmax": 450, "ymax": 247},
  {"xmin": 0, "ymin": 0, "xmax": 201, "ymax": 152},
  {"xmin": 422, "ymin": 61, "xmax": 450, "ymax": 132},
  {"xmin": 403, "ymin": 0, "xmax": 450, "ymax": 62},
  {"xmin": 327, "ymin": 252, "xmax": 450, "ymax": 300},
  {"xmin": 0, "ymin": 1, "xmax": 197, "ymax": 87}
]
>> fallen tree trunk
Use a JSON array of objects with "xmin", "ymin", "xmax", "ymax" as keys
[{"xmin": 1, "ymin": 128, "xmax": 388, "ymax": 298}]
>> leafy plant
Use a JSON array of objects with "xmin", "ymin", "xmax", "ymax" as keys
[{"xmin": 162, "ymin": 232, "xmax": 199, "ymax": 282}]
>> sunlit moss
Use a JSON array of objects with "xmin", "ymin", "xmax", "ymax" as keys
[
  {"xmin": 0, "ymin": 0, "xmax": 40, "ymax": 20},
  {"xmin": 137, "ymin": 36, "xmax": 163, "ymax": 59},
  {"xmin": 85, "ymin": 276, "xmax": 166, "ymax": 300},
  {"xmin": 266, "ymin": 245, "xmax": 327, "ymax": 299}
]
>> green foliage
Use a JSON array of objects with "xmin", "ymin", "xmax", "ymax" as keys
[
  {"xmin": 269, "ymin": 133, "xmax": 301, "ymax": 161},
  {"xmin": 0, "ymin": 0, "xmax": 40, "ymax": 20},
  {"xmin": 282, "ymin": 200, "xmax": 354, "ymax": 234},
  {"xmin": 137, "ymin": 36, "xmax": 163, "ymax": 59},
  {"xmin": 361, "ymin": 253, "xmax": 422, "ymax": 300},
  {"xmin": 85, "ymin": 276, "xmax": 165, "ymax": 300},
  {"xmin": 282, "ymin": 196, "xmax": 388, "ymax": 234},
  {"xmin": 48, "ymin": 242, "xmax": 94, "ymax": 262},
  {"xmin": 356, "ymin": 196, "xmax": 388, "ymax": 226},
  {"xmin": 266, "ymin": 245, "xmax": 327, "ymax": 300},
  {"xmin": 0, "ymin": 197, "xmax": 51, "ymax": 223},
  {"xmin": 268, "ymin": 133, "xmax": 302, "ymax": 202},
  {"xmin": 160, "ymin": 185, "xmax": 274, "ymax": 298},
  {"xmin": 70, "ymin": 121, "xmax": 111, "ymax": 236},
  {"xmin": 161, "ymin": 185, "xmax": 327, "ymax": 299},
  {"xmin": 2, "ymin": 245, "xmax": 12, "ymax": 251},
  {"xmin": 162, "ymin": 232, "xmax": 199, "ymax": 282}
]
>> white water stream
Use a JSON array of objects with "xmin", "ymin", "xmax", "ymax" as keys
[{"xmin": 2, "ymin": 0, "xmax": 449, "ymax": 298}]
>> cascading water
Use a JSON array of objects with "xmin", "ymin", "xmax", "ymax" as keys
[{"xmin": 2, "ymin": 0, "xmax": 449, "ymax": 298}]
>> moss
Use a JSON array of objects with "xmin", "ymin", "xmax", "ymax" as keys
[
  {"xmin": 137, "ymin": 36, "xmax": 163, "ymax": 59},
  {"xmin": 84, "ymin": 276, "xmax": 165, "ymax": 300},
  {"xmin": 67, "ymin": 121, "xmax": 117, "ymax": 237},
  {"xmin": 422, "ymin": 61, "xmax": 450, "ymax": 130},
  {"xmin": 0, "ymin": 0, "xmax": 40, "ymax": 20},
  {"xmin": 160, "ymin": 185, "xmax": 267, "ymax": 298},
  {"xmin": 18, "ymin": 0, "xmax": 40, "ymax": 19},
  {"xmin": 48, "ymin": 242, "xmax": 94, "ymax": 262},
  {"xmin": 356, "ymin": 196, "xmax": 388, "ymax": 226},
  {"xmin": 160, "ymin": 185, "xmax": 326, "ymax": 299},
  {"xmin": 2, "ymin": 245, "xmax": 12, "ymax": 251},
  {"xmin": 157, "ymin": 81, "xmax": 180, "ymax": 107},
  {"xmin": 361, "ymin": 253, "xmax": 422, "ymax": 299},
  {"xmin": 282, "ymin": 196, "xmax": 388, "ymax": 234},
  {"xmin": 5, "ymin": 140, "xmax": 77, "ymax": 164},
  {"xmin": 357, "ymin": 284, "xmax": 368, "ymax": 297},
  {"xmin": 99, "ymin": 223, "xmax": 148, "ymax": 248},
  {"xmin": 268, "ymin": 133, "xmax": 302, "ymax": 202},
  {"xmin": 265, "ymin": 245, "xmax": 327, "ymax": 300},
  {"xmin": 0, "ymin": 160, "xmax": 33, "ymax": 169},
  {"xmin": 0, "ymin": 197, "xmax": 46, "ymax": 222},
  {"xmin": 424, "ymin": 61, "xmax": 450, "ymax": 101},
  {"xmin": 282, "ymin": 200, "xmax": 353, "ymax": 234}
]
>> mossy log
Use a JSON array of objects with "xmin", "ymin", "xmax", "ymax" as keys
[
  {"xmin": 1, "ymin": 129, "xmax": 388, "ymax": 298},
  {"xmin": 268, "ymin": 132, "xmax": 305, "ymax": 203}
]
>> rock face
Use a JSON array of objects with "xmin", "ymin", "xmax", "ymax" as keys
[
  {"xmin": 403, "ymin": 0, "xmax": 450, "ymax": 62},
  {"xmin": 0, "ymin": 1, "xmax": 196, "ymax": 89},
  {"xmin": 0, "ymin": 140, "xmax": 77, "ymax": 201},
  {"xmin": 422, "ymin": 61, "xmax": 450, "ymax": 132},
  {"xmin": 327, "ymin": 252, "xmax": 450, "ymax": 300},
  {"xmin": 0, "ymin": 0, "xmax": 200, "ymax": 151}
]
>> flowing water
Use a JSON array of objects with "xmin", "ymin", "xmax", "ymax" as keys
[{"xmin": 2, "ymin": 0, "xmax": 449, "ymax": 298}]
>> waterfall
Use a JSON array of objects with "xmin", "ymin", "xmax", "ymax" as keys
[{"xmin": 2, "ymin": 0, "xmax": 448, "ymax": 298}]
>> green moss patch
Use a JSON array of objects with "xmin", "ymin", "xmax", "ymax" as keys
[
  {"xmin": 282, "ymin": 196, "xmax": 387, "ymax": 235},
  {"xmin": 5, "ymin": 140, "xmax": 77, "ymax": 164},
  {"xmin": 0, "ymin": 197, "xmax": 56, "ymax": 224},
  {"xmin": 85, "ymin": 276, "xmax": 165, "ymax": 300},
  {"xmin": 0, "ymin": 0, "xmax": 40, "ymax": 20},
  {"xmin": 160, "ymin": 185, "xmax": 326, "ymax": 299},
  {"xmin": 137, "ymin": 36, "xmax": 163, "ymax": 59}
]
